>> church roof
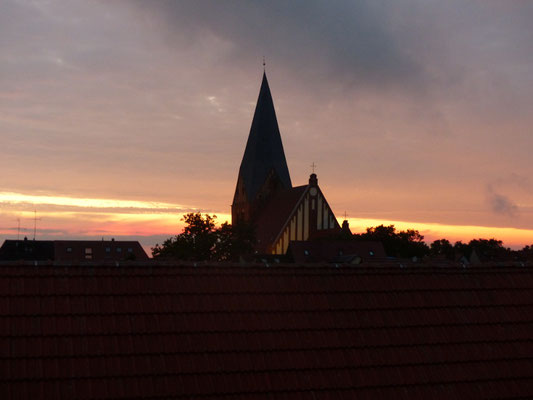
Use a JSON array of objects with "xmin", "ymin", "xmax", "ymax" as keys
[
  {"xmin": 255, "ymin": 185, "xmax": 307, "ymax": 251},
  {"xmin": 2, "ymin": 263, "xmax": 533, "ymax": 398},
  {"xmin": 238, "ymin": 72, "xmax": 292, "ymax": 200}
]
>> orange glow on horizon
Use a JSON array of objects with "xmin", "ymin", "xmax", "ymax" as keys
[
  {"xmin": 346, "ymin": 217, "xmax": 533, "ymax": 249},
  {"xmin": 0, "ymin": 190, "xmax": 531, "ymax": 250}
]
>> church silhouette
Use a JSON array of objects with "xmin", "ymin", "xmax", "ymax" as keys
[{"xmin": 232, "ymin": 72, "xmax": 341, "ymax": 255}]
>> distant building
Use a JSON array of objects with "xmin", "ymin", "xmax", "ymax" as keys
[
  {"xmin": 0, "ymin": 239, "xmax": 149, "ymax": 262},
  {"xmin": 232, "ymin": 73, "xmax": 342, "ymax": 254},
  {"xmin": 287, "ymin": 240, "xmax": 387, "ymax": 264}
]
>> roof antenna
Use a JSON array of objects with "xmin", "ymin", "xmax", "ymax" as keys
[
  {"xmin": 17, "ymin": 217, "xmax": 20, "ymax": 240},
  {"xmin": 32, "ymin": 209, "xmax": 41, "ymax": 240}
]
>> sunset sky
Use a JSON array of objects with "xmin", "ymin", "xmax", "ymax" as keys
[{"xmin": 1, "ymin": 0, "xmax": 533, "ymax": 253}]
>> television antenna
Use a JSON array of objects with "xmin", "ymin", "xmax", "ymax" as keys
[
  {"xmin": 17, "ymin": 217, "xmax": 21, "ymax": 240},
  {"xmin": 32, "ymin": 210, "xmax": 41, "ymax": 240}
]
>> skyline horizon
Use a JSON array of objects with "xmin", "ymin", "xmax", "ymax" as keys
[
  {"xmin": 1, "ymin": 1, "xmax": 532, "ymax": 252},
  {"xmin": 1, "ymin": 188, "xmax": 532, "ymax": 253}
]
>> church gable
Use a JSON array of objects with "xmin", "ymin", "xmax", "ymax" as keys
[
  {"xmin": 232, "ymin": 72, "xmax": 342, "ymax": 255},
  {"xmin": 270, "ymin": 177, "xmax": 341, "ymax": 255}
]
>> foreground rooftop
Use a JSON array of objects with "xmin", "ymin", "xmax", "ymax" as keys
[{"xmin": 1, "ymin": 262, "xmax": 532, "ymax": 399}]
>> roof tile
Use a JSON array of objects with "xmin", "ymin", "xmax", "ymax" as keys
[{"xmin": 1, "ymin": 264, "xmax": 533, "ymax": 398}]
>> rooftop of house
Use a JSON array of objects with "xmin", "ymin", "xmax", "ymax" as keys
[
  {"xmin": 288, "ymin": 240, "xmax": 387, "ymax": 263},
  {"xmin": 0, "ymin": 239, "xmax": 149, "ymax": 261},
  {"xmin": 1, "ymin": 262, "xmax": 532, "ymax": 399}
]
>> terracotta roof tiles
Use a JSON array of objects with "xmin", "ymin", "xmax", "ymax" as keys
[{"xmin": 1, "ymin": 263, "xmax": 533, "ymax": 398}]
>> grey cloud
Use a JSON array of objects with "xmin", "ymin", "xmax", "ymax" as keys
[
  {"xmin": 486, "ymin": 185, "xmax": 518, "ymax": 217},
  {"xmin": 123, "ymin": 0, "xmax": 533, "ymax": 108},
  {"xmin": 128, "ymin": 0, "xmax": 423, "ymax": 90}
]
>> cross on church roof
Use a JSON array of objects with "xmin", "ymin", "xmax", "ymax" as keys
[{"xmin": 311, "ymin": 162, "xmax": 317, "ymax": 174}]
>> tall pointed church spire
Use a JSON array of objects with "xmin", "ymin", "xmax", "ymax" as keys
[
  {"xmin": 239, "ymin": 72, "xmax": 292, "ymax": 200},
  {"xmin": 232, "ymin": 72, "xmax": 292, "ymax": 223}
]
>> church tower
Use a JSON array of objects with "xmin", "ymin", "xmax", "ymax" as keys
[{"xmin": 232, "ymin": 72, "xmax": 292, "ymax": 224}]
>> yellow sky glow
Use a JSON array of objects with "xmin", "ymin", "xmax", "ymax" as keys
[
  {"xmin": 347, "ymin": 218, "xmax": 533, "ymax": 248},
  {"xmin": 0, "ymin": 191, "xmax": 193, "ymax": 211},
  {"xmin": 0, "ymin": 192, "xmax": 531, "ymax": 249}
]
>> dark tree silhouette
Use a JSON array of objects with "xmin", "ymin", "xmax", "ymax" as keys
[
  {"xmin": 430, "ymin": 239, "xmax": 455, "ymax": 260},
  {"xmin": 468, "ymin": 238, "xmax": 511, "ymax": 261},
  {"xmin": 152, "ymin": 213, "xmax": 218, "ymax": 261},
  {"xmin": 213, "ymin": 221, "xmax": 256, "ymax": 261},
  {"xmin": 453, "ymin": 238, "xmax": 512, "ymax": 262},
  {"xmin": 152, "ymin": 213, "xmax": 255, "ymax": 261},
  {"xmin": 353, "ymin": 224, "xmax": 429, "ymax": 258}
]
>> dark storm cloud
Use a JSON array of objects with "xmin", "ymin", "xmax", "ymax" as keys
[
  {"xmin": 129, "ymin": 0, "xmax": 423, "ymax": 89},
  {"xmin": 125, "ymin": 0, "xmax": 533, "ymax": 105}
]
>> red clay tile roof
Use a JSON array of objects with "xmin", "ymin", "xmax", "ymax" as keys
[{"xmin": 1, "ymin": 263, "xmax": 533, "ymax": 399}]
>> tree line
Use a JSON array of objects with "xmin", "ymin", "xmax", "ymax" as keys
[
  {"xmin": 349, "ymin": 224, "xmax": 530, "ymax": 262},
  {"xmin": 151, "ymin": 213, "xmax": 255, "ymax": 261},
  {"xmin": 152, "ymin": 213, "xmax": 533, "ymax": 262}
]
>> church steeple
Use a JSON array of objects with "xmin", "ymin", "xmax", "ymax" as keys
[{"xmin": 232, "ymin": 72, "xmax": 292, "ymax": 224}]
